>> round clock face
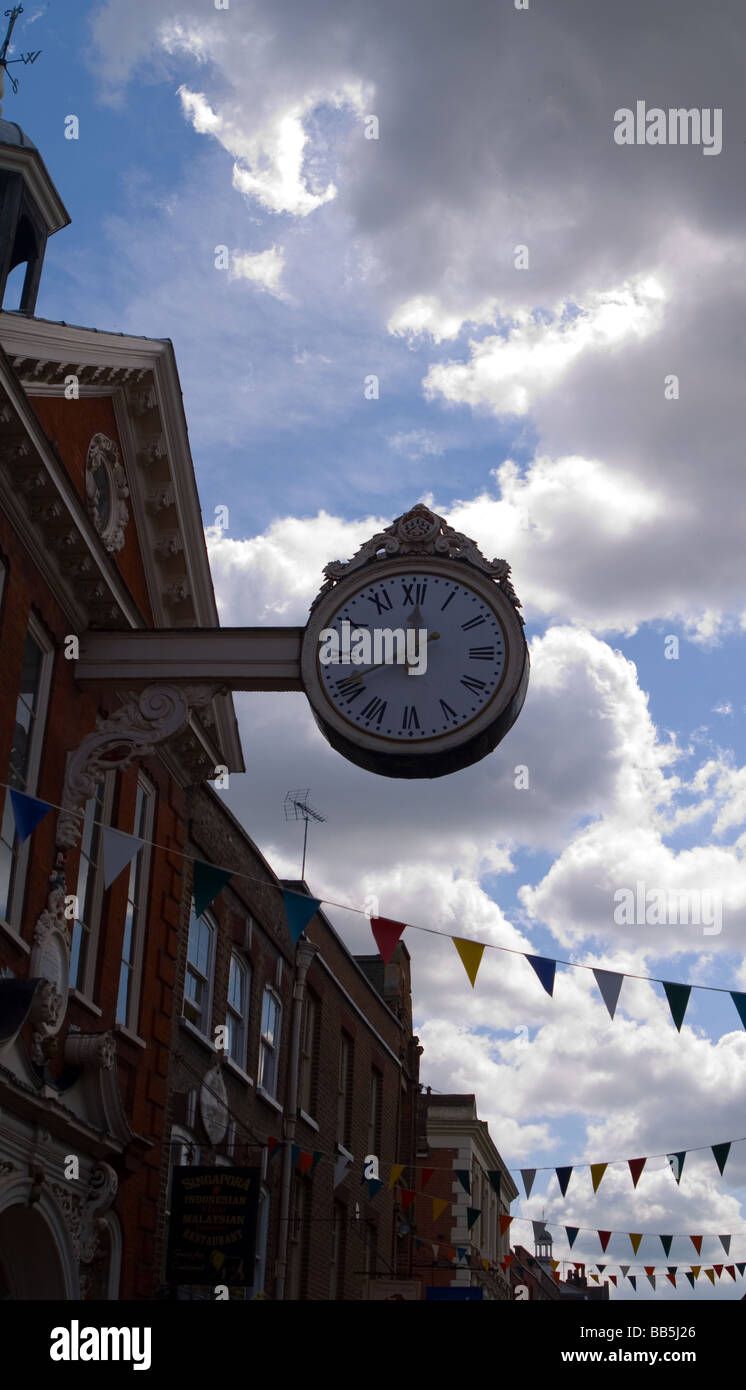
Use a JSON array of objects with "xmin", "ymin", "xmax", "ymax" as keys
[{"xmin": 315, "ymin": 571, "xmax": 508, "ymax": 742}]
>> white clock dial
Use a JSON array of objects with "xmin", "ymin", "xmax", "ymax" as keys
[{"xmin": 316, "ymin": 572, "xmax": 507, "ymax": 741}]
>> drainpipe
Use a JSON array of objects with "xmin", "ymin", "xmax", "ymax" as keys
[{"xmin": 275, "ymin": 936, "xmax": 318, "ymax": 1300}]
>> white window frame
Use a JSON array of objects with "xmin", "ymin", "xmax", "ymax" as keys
[
  {"xmin": 226, "ymin": 950, "xmax": 250, "ymax": 1068},
  {"xmin": 115, "ymin": 772, "xmax": 155, "ymax": 1032},
  {"xmin": 70, "ymin": 771, "xmax": 116, "ymax": 999},
  {"xmin": 0, "ymin": 612, "xmax": 54, "ymax": 933},
  {"xmin": 183, "ymin": 906, "xmax": 216, "ymax": 1038},
  {"xmin": 257, "ymin": 986, "xmax": 282, "ymax": 1099}
]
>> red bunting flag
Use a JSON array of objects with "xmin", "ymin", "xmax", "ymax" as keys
[
  {"xmin": 609, "ymin": 1275, "xmax": 617, "ymax": 1286},
  {"xmin": 267, "ymin": 1136, "xmax": 280, "ymax": 1157},
  {"xmin": 499, "ymin": 1214, "xmax": 513, "ymax": 1236},
  {"xmin": 370, "ymin": 916, "xmax": 406, "ymax": 964},
  {"xmin": 724, "ymin": 1265, "xmax": 736, "ymax": 1280},
  {"xmin": 690, "ymin": 1235, "xmax": 703, "ymax": 1254},
  {"xmin": 666, "ymin": 1272, "xmax": 677, "ymax": 1287},
  {"xmin": 645, "ymin": 1266, "xmax": 655, "ymax": 1276},
  {"xmin": 400, "ymin": 1189, "xmax": 416, "ymax": 1213},
  {"xmin": 598, "ymin": 1230, "xmax": 612, "ymax": 1252},
  {"xmin": 627, "ymin": 1157, "xmax": 646, "ymax": 1188},
  {"xmin": 420, "ymin": 1167, "xmax": 435, "ymax": 1190},
  {"xmin": 299, "ymin": 1150, "xmax": 314, "ymax": 1174},
  {"xmin": 713, "ymin": 1264, "xmax": 723, "ymax": 1278}
]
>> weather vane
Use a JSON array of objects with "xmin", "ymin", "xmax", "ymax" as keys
[{"xmin": 0, "ymin": 6, "xmax": 41, "ymax": 115}]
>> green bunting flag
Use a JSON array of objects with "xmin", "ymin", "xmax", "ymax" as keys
[
  {"xmin": 456, "ymin": 1170, "xmax": 471, "ymax": 1194},
  {"xmin": 466, "ymin": 1207, "xmax": 481, "ymax": 1230},
  {"xmin": 282, "ymin": 891, "xmax": 322, "ymax": 944},
  {"xmin": 712, "ymin": 1142, "xmax": 731, "ymax": 1176},
  {"xmin": 193, "ymin": 860, "xmax": 232, "ymax": 918},
  {"xmin": 685, "ymin": 1271, "xmax": 695, "ymax": 1289},
  {"xmin": 566, "ymin": 1227, "xmax": 579, "ymax": 1248},
  {"xmin": 667, "ymin": 1151, "xmax": 686, "ymax": 1185},
  {"xmin": 660, "ymin": 1234, "xmax": 673, "ymax": 1257},
  {"xmin": 628, "ymin": 1275, "xmax": 637, "ymax": 1290},
  {"xmin": 730, "ymin": 992, "xmax": 746, "ymax": 1029},
  {"xmin": 486, "ymin": 1170, "xmax": 502, "ymax": 1196},
  {"xmin": 8, "ymin": 789, "xmax": 52, "ymax": 843},
  {"xmin": 662, "ymin": 981, "xmax": 691, "ymax": 1031}
]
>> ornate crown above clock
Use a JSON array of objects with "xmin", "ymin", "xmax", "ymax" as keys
[{"xmin": 301, "ymin": 505, "xmax": 529, "ymax": 779}]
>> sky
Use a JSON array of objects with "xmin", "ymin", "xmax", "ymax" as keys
[{"xmin": 11, "ymin": 0, "xmax": 746, "ymax": 1299}]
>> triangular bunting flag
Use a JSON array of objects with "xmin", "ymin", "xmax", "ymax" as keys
[
  {"xmin": 501, "ymin": 1254, "xmax": 514, "ymax": 1271},
  {"xmin": 466, "ymin": 1208, "xmax": 481, "ymax": 1230},
  {"xmin": 660, "ymin": 1235, "xmax": 673, "ymax": 1257},
  {"xmin": 662, "ymin": 980, "xmax": 691, "ymax": 1032},
  {"xmin": 455, "ymin": 1170, "xmax": 471, "ymax": 1194},
  {"xmin": 645, "ymin": 1266, "xmax": 655, "ymax": 1276},
  {"xmin": 704, "ymin": 1268, "xmax": 715, "ymax": 1284},
  {"xmin": 456, "ymin": 1247, "xmax": 467, "ymax": 1262},
  {"xmin": 432, "ymin": 1244, "xmax": 440, "ymax": 1259},
  {"xmin": 452, "ymin": 937, "xmax": 485, "ymax": 987},
  {"xmin": 267, "ymin": 1136, "xmax": 280, "ymax": 1158},
  {"xmin": 667, "ymin": 1265, "xmax": 677, "ymax": 1277},
  {"xmin": 334, "ymin": 1154, "xmax": 352, "ymax": 1188},
  {"xmin": 593, "ymin": 968, "xmax": 624, "ymax": 1020},
  {"xmin": 737, "ymin": 1263, "xmax": 746, "ymax": 1277},
  {"xmin": 499, "ymin": 1215, "xmax": 513, "ymax": 1236},
  {"xmin": 521, "ymin": 1169, "xmax": 536, "ymax": 1198},
  {"xmin": 627, "ymin": 1157, "xmax": 646, "ymax": 1188},
  {"xmin": 388, "ymin": 1164, "xmax": 405, "ymax": 1189},
  {"xmin": 8, "ymin": 789, "xmax": 52, "ymax": 844},
  {"xmin": 556, "ymin": 1166, "xmax": 573, "ymax": 1197},
  {"xmin": 598, "ymin": 1230, "xmax": 612, "ymax": 1253},
  {"xmin": 282, "ymin": 890, "xmax": 321, "ymax": 945},
  {"xmin": 290, "ymin": 1144, "xmax": 301, "ymax": 1168},
  {"xmin": 526, "ymin": 953, "xmax": 556, "ymax": 996},
  {"xmin": 590, "ymin": 1163, "xmax": 608, "ymax": 1193},
  {"xmin": 532, "ymin": 1220, "xmax": 547, "ymax": 1245},
  {"xmin": 628, "ymin": 1275, "xmax": 637, "ymax": 1290},
  {"xmin": 549, "ymin": 1258, "xmax": 559, "ymax": 1272},
  {"xmin": 103, "ymin": 827, "xmax": 144, "ymax": 890},
  {"xmin": 565, "ymin": 1227, "xmax": 579, "ymax": 1249},
  {"xmin": 446, "ymin": 1248, "xmax": 455, "ymax": 1262},
  {"xmin": 487, "ymin": 1170, "xmax": 502, "ymax": 1196},
  {"xmin": 590, "ymin": 1274, "xmax": 599, "ymax": 1284},
  {"xmin": 690, "ymin": 1266, "xmax": 700, "ymax": 1279},
  {"xmin": 666, "ymin": 1272, "xmax": 676, "ymax": 1287},
  {"xmin": 595, "ymin": 1264, "xmax": 606, "ymax": 1274},
  {"xmin": 311, "ymin": 1151, "xmax": 323, "ymax": 1173},
  {"xmin": 730, "ymin": 992, "xmax": 746, "ymax": 1029},
  {"xmin": 609, "ymin": 1275, "xmax": 617, "ymax": 1286},
  {"xmin": 367, "ymin": 1178, "xmax": 383, "ymax": 1198},
  {"xmin": 712, "ymin": 1142, "xmax": 731, "ymax": 1177},
  {"xmin": 725, "ymin": 1265, "xmax": 736, "ymax": 1280},
  {"xmin": 667, "ymin": 1151, "xmax": 686, "ymax": 1185},
  {"xmin": 420, "ymin": 1167, "xmax": 435, "ymax": 1190},
  {"xmin": 647, "ymin": 1274, "xmax": 656, "ymax": 1289},
  {"xmin": 719, "ymin": 1235, "xmax": 731, "ymax": 1254},
  {"xmin": 370, "ymin": 916, "xmax": 406, "ymax": 964},
  {"xmin": 629, "ymin": 1233, "xmax": 643, "ymax": 1255},
  {"xmin": 400, "ymin": 1189, "xmax": 416, "ymax": 1212},
  {"xmin": 299, "ymin": 1150, "xmax": 314, "ymax": 1175},
  {"xmin": 553, "ymin": 1271, "xmax": 561, "ymax": 1283},
  {"xmin": 432, "ymin": 1198, "xmax": 449, "ymax": 1222},
  {"xmin": 685, "ymin": 1272, "xmax": 695, "ymax": 1289},
  {"xmin": 619, "ymin": 1266, "xmax": 629, "ymax": 1278},
  {"xmin": 193, "ymin": 860, "xmax": 232, "ymax": 918},
  {"xmin": 481, "ymin": 1258, "xmax": 489, "ymax": 1271},
  {"xmin": 690, "ymin": 1235, "xmax": 702, "ymax": 1254}
]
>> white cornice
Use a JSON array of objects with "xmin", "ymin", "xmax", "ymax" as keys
[{"xmin": 0, "ymin": 145, "xmax": 70, "ymax": 233}]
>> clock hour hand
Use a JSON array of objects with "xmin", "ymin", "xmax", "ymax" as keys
[{"xmin": 338, "ymin": 632, "xmax": 440, "ymax": 690}]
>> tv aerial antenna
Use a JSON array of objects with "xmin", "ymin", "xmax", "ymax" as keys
[
  {"xmin": 0, "ymin": 7, "xmax": 42, "ymax": 104},
  {"xmin": 283, "ymin": 789, "xmax": 326, "ymax": 880}
]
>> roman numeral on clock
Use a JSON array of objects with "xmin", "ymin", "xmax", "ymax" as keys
[
  {"xmin": 366, "ymin": 587, "xmax": 393, "ymax": 615},
  {"xmin": 460, "ymin": 675, "xmax": 487, "ymax": 695},
  {"xmin": 401, "ymin": 581, "xmax": 427, "ymax": 606},
  {"xmin": 335, "ymin": 677, "xmax": 366, "ymax": 703},
  {"xmin": 461, "ymin": 614, "xmax": 486, "ymax": 631},
  {"xmin": 469, "ymin": 646, "xmax": 494, "ymax": 660},
  {"xmin": 360, "ymin": 697, "xmax": 387, "ymax": 725},
  {"xmin": 439, "ymin": 699, "xmax": 458, "ymax": 721},
  {"xmin": 401, "ymin": 705, "xmax": 420, "ymax": 730}
]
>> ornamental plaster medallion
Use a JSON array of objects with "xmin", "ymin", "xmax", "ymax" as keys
[
  {"xmin": 85, "ymin": 433, "xmax": 129, "ymax": 554},
  {"xmin": 200, "ymin": 1063, "xmax": 229, "ymax": 1145}
]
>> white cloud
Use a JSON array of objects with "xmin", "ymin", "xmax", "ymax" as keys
[
  {"xmin": 230, "ymin": 245, "xmax": 287, "ymax": 298},
  {"xmin": 421, "ymin": 278, "xmax": 666, "ymax": 416},
  {"xmin": 386, "ymin": 428, "xmax": 445, "ymax": 460}
]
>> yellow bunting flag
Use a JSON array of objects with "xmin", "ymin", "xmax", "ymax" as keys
[
  {"xmin": 481, "ymin": 1258, "xmax": 490, "ymax": 1271},
  {"xmin": 550, "ymin": 1259, "xmax": 560, "ymax": 1271},
  {"xmin": 704, "ymin": 1269, "xmax": 715, "ymax": 1285},
  {"xmin": 629, "ymin": 1233, "xmax": 643, "ymax": 1255},
  {"xmin": 452, "ymin": 936, "xmax": 486, "ymax": 987},
  {"xmin": 432, "ymin": 1197, "xmax": 449, "ymax": 1222},
  {"xmin": 590, "ymin": 1163, "xmax": 608, "ymax": 1193},
  {"xmin": 690, "ymin": 1266, "xmax": 700, "ymax": 1279},
  {"xmin": 388, "ymin": 1164, "xmax": 405, "ymax": 1189}
]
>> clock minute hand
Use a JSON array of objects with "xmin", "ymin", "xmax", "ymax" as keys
[{"xmin": 338, "ymin": 632, "xmax": 440, "ymax": 690}]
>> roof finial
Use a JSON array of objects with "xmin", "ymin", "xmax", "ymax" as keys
[{"xmin": 0, "ymin": 6, "xmax": 42, "ymax": 118}]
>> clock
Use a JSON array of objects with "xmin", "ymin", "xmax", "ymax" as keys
[{"xmin": 300, "ymin": 505, "xmax": 529, "ymax": 778}]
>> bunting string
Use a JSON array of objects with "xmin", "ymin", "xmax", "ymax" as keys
[{"xmin": 6, "ymin": 782, "xmax": 745, "ymax": 1038}]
